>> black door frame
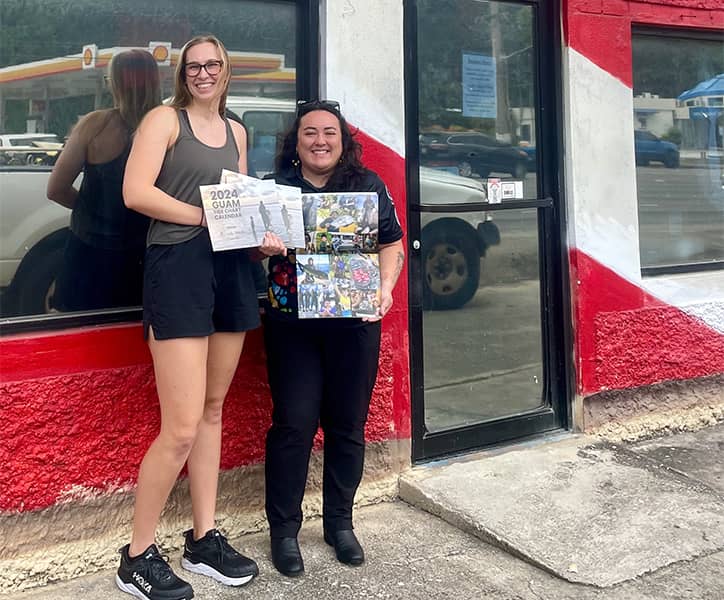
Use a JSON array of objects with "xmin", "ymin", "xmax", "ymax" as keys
[{"xmin": 404, "ymin": 0, "xmax": 573, "ymax": 462}]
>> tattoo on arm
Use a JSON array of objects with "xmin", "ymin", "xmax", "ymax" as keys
[
  {"xmin": 393, "ymin": 250, "xmax": 404, "ymax": 284},
  {"xmin": 383, "ymin": 250, "xmax": 404, "ymax": 288}
]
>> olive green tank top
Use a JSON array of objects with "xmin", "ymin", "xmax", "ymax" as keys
[{"xmin": 146, "ymin": 109, "xmax": 239, "ymax": 246}]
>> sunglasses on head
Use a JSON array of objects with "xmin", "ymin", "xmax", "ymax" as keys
[{"xmin": 296, "ymin": 99, "xmax": 341, "ymax": 116}]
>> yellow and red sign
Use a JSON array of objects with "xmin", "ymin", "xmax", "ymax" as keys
[
  {"xmin": 81, "ymin": 44, "xmax": 97, "ymax": 69},
  {"xmin": 148, "ymin": 41, "xmax": 172, "ymax": 66}
]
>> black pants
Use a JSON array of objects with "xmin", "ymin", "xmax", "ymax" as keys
[{"xmin": 263, "ymin": 316, "xmax": 382, "ymax": 538}]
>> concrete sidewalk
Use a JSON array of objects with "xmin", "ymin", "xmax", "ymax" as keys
[{"xmin": 8, "ymin": 424, "xmax": 724, "ymax": 599}]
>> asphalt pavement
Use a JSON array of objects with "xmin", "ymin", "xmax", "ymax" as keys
[{"xmin": 8, "ymin": 423, "xmax": 724, "ymax": 599}]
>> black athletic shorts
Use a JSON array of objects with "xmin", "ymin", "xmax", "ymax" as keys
[{"xmin": 143, "ymin": 231, "xmax": 260, "ymax": 340}]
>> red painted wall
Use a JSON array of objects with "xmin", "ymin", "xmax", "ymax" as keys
[
  {"xmin": 564, "ymin": 0, "xmax": 724, "ymax": 395},
  {"xmin": 569, "ymin": 250, "xmax": 724, "ymax": 394},
  {"xmin": 0, "ymin": 135, "xmax": 409, "ymax": 514}
]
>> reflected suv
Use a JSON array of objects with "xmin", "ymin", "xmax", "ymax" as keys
[
  {"xmin": 420, "ymin": 130, "xmax": 529, "ymax": 179},
  {"xmin": 634, "ymin": 130, "xmax": 680, "ymax": 168}
]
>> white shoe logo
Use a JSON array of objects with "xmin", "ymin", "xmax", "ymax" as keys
[{"xmin": 132, "ymin": 572, "xmax": 152, "ymax": 594}]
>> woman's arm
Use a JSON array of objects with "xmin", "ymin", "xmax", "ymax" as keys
[
  {"xmin": 46, "ymin": 114, "xmax": 95, "ymax": 208},
  {"xmin": 123, "ymin": 106, "xmax": 203, "ymax": 226},
  {"xmin": 365, "ymin": 238, "xmax": 405, "ymax": 322}
]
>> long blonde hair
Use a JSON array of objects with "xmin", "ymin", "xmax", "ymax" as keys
[
  {"xmin": 170, "ymin": 35, "xmax": 231, "ymax": 116},
  {"xmin": 108, "ymin": 49, "xmax": 161, "ymax": 130}
]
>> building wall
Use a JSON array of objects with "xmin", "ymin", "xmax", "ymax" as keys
[{"xmin": 562, "ymin": 0, "xmax": 724, "ymax": 430}]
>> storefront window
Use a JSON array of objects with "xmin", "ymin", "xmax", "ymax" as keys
[
  {"xmin": 0, "ymin": 0, "xmax": 297, "ymax": 321},
  {"xmin": 632, "ymin": 30, "xmax": 724, "ymax": 273}
]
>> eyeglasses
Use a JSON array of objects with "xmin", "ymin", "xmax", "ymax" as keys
[
  {"xmin": 184, "ymin": 60, "xmax": 224, "ymax": 77},
  {"xmin": 296, "ymin": 99, "xmax": 341, "ymax": 116}
]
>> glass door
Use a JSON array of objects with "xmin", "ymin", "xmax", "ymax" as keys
[{"xmin": 406, "ymin": 0, "xmax": 568, "ymax": 461}]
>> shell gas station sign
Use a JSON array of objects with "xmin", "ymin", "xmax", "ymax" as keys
[
  {"xmin": 81, "ymin": 44, "xmax": 97, "ymax": 70},
  {"xmin": 149, "ymin": 42, "xmax": 172, "ymax": 66},
  {"xmin": 0, "ymin": 43, "xmax": 296, "ymax": 112}
]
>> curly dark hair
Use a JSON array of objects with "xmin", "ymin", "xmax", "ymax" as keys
[{"xmin": 275, "ymin": 103, "xmax": 368, "ymax": 191}]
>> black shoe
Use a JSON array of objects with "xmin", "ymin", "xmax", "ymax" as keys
[
  {"xmin": 324, "ymin": 529, "xmax": 365, "ymax": 566},
  {"xmin": 270, "ymin": 537, "xmax": 304, "ymax": 577},
  {"xmin": 181, "ymin": 529, "xmax": 258, "ymax": 587},
  {"xmin": 116, "ymin": 544, "xmax": 194, "ymax": 600}
]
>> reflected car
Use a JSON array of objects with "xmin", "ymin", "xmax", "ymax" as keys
[
  {"xmin": 634, "ymin": 130, "xmax": 680, "ymax": 168},
  {"xmin": 0, "ymin": 166, "xmax": 71, "ymax": 316},
  {"xmin": 0, "ymin": 133, "xmax": 62, "ymax": 166},
  {"xmin": 1, "ymin": 167, "xmax": 500, "ymax": 316},
  {"xmin": 519, "ymin": 143, "xmax": 536, "ymax": 165},
  {"xmin": 420, "ymin": 130, "xmax": 529, "ymax": 179},
  {"xmin": 1, "ymin": 97, "xmax": 296, "ymax": 318},
  {"xmin": 419, "ymin": 167, "xmax": 500, "ymax": 310}
]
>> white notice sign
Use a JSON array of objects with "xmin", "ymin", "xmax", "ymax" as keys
[
  {"xmin": 487, "ymin": 178, "xmax": 502, "ymax": 204},
  {"xmin": 462, "ymin": 53, "xmax": 496, "ymax": 119}
]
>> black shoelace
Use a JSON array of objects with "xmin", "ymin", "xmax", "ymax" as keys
[
  {"xmin": 144, "ymin": 551, "xmax": 175, "ymax": 582},
  {"xmin": 212, "ymin": 531, "xmax": 240, "ymax": 564}
]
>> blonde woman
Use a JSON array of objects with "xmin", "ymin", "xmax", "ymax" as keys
[
  {"xmin": 47, "ymin": 49, "xmax": 160, "ymax": 311},
  {"xmin": 117, "ymin": 35, "xmax": 285, "ymax": 600}
]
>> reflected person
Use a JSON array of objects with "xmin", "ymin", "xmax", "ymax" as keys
[{"xmin": 47, "ymin": 49, "xmax": 160, "ymax": 311}]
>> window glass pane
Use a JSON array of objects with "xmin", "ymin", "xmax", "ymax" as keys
[
  {"xmin": 421, "ymin": 207, "xmax": 544, "ymax": 431},
  {"xmin": 632, "ymin": 32, "xmax": 724, "ymax": 270},
  {"xmin": 417, "ymin": 0, "xmax": 537, "ymax": 198},
  {"xmin": 243, "ymin": 108, "xmax": 295, "ymax": 177},
  {"xmin": 0, "ymin": 0, "xmax": 296, "ymax": 319},
  {"xmin": 417, "ymin": 0, "xmax": 544, "ymax": 432}
]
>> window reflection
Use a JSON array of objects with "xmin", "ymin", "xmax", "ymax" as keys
[
  {"xmin": 417, "ymin": 0, "xmax": 545, "ymax": 431},
  {"xmin": 417, "ymin": 0, "xmax": 537, "ymax": 196},
  {"xmin": 633, "ymin": 32, "xmax": 724, "ymax": 271},
  {"xmin": 0, "ymin": 0, "xmax": 297, "ymax": 319},
  {"xmin": 421, "ymin": 208, "xmax": 544, "ymax": 431}
]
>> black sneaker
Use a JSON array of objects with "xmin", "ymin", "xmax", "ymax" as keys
[
  {"xmin": 181, "ymin": 528, "xmax": 258, "ymax": 586},
  {"xmin": 116, "ymin": 544, "xmax": 194, "ymax": 600}
]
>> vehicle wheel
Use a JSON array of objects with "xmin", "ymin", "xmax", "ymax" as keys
[
  {"xmin": 513, "ymin": 161, "xmax": 528, "ymax": 179},
  {"xmin": 664, "ymin": 151, "xmax": 679, "ymax": 168},
  {"xmin": 9, "ymin": 229, "xmax": 68, "ymax": 315},
  {"xmin": 421, "ymin": 219, "xmax": 480, "ymax": 310},
  {"xmin": 457, "ymin": 161, "xmax": 473, "ymax": 178}
]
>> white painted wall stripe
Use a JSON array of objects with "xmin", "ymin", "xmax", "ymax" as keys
[
  {"xmin": 564, "ymin": 47, "xmax": 724, "ymax": 333},
  {"xmin": 564, "ymin": 47, "xmax": 641, "ymax": 281},
  {"xmin": 322, "ymin": 0, "xmax": 406, "ymax": 157}
]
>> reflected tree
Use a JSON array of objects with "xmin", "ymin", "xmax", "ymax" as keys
[{"xmin": 417, "ymin": 0, "xmax": 534, "ymax": 139}]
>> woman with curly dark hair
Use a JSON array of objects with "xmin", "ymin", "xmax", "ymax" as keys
[{"xmin": 262, "ymin": 100, "xmax": 405, "ymax": 577}]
